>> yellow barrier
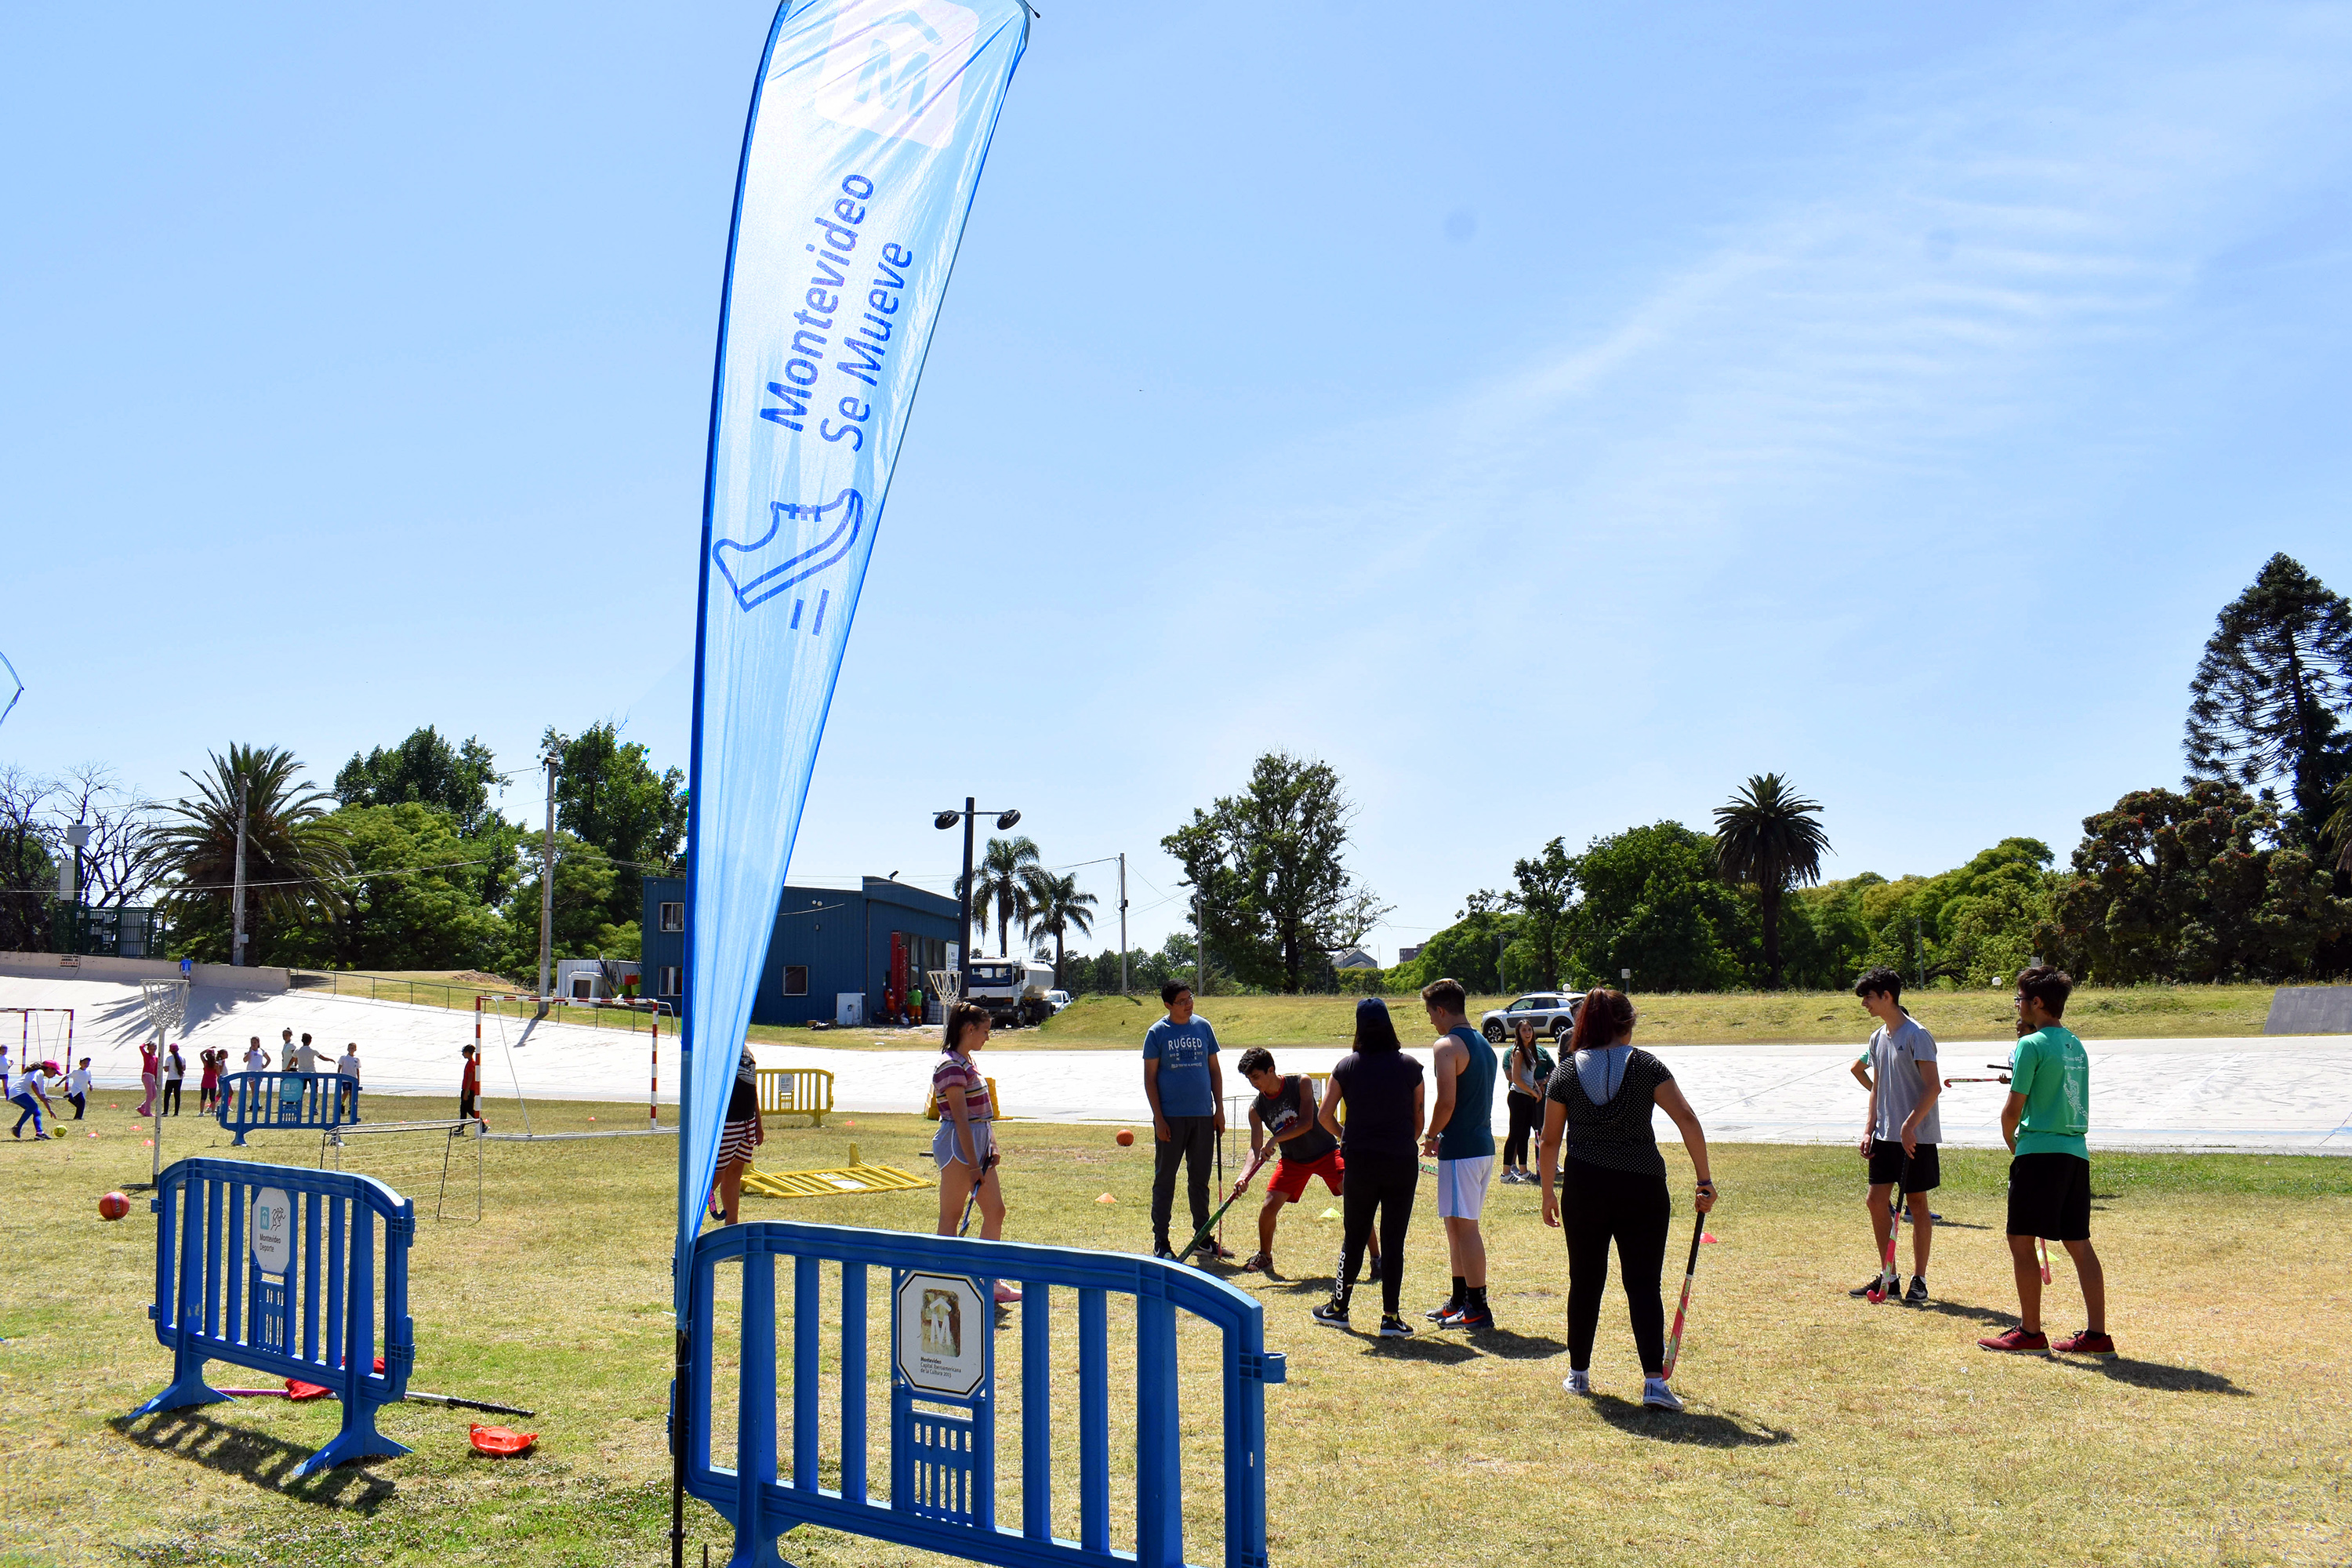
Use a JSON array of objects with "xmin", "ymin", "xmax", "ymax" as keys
[
  {"xmin": 738, "ymin": 1142, "xmax": 931, "ymax": 1201},
  {"xmin": 924, "ymin": 1076, "xmax": 1001, "ymax": 1121},
  {"xmin": 756, "ymin": 1067, "xmax": 834, "ymax": 1126}
]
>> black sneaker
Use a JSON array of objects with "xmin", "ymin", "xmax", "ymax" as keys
[
  {"xmin": 1152, "ymin": 1245, "xmax": 1178, "ymax": 1261},
  {"xmin": 1425, "ymin": 1299, "xmax": 1464, "ymax": 1322},
  {"xmin": 1849, "ymin": 1276, "xmax": 1896, "ymax": 1299},
  {"xmin": 1377, "ymin": 1315, "xmax": 1414, "ymax": 1338},
  {"xmin": 1440, "ymin": 1304, "xmax": 1495, "ymax": 1330},
  {"xmin": 1904, "ymin": 1276, "xmax": 1929, "ymax": 1307},
  {"xmin": 1311, "ymin": 1298, "xmax": 1352, "ymax": 1330}
]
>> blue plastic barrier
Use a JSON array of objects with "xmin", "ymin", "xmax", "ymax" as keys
[
  {"xmin": 681, "ymin": 1221, "xmax": 1284, "ymax": 1568},
  {"xmin": 135, "ymin": 1157, "xmax": 416, "ymax": 1477},
  {"xmin": 215, "ymin": 1071, "xmax": 355, "ymax": 1145}
]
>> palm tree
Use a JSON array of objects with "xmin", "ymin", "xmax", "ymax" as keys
[
  {"xmin": 963, "ymin": 835, "xmax": 1040, "ymax": 957},
  {"xmin": 155, "ymin": 745, "xmax": 350, "ymax": 963},
  {"xmin": 1020, "ymin": 868, "xmax": 1098, "ymax": 988},
  {"xmin": 1712, "ymin": 772, "xmax": 1831, "ymax": 990}
]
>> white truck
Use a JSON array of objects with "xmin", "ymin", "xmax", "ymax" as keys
[{"xmin": 964, "ymin": 956, "xmax": 1058, "ymax": 1028}]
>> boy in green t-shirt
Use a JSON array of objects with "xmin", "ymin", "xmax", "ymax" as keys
[{"xmin": 1978, "ymin": 965, "xmax": 2115, "ymax": 1357}]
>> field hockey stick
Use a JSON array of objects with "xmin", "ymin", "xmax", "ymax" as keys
[
  {"xmin": 1175, "ymin": 1140, "xmax": 1279, "ymax": 1264},
  {"xmin": 1942, "ymin": 1075, "xmax": 2010, "ymax": 1086},
  {"xmin": 1864, "ymin": 1204, "xmax": 1901, "ymax": 1303},
  {"xmin": 216, "ymin": 1387, "xmax": 537, "ymax": 1417},
  {"xmin": 1661, "ymin": 1200, "xmax": 1708, "ymax": 1381}
]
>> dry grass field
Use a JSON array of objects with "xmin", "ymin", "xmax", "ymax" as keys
[
  {"xmin": 2, "ymin": 1102, "xmax": 2345, "ymax": 1566},
  {"xmin": 1032, "ymin": 983, "xmax": 2288, "ymax": 1051}
]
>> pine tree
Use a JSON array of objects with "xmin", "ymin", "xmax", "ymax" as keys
[{"xmin": 2185, "ymin": 554, "xmax": 2352, "ymax": 842}]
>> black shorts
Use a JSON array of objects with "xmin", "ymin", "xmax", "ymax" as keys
[
  {"xmin": 1867, "ymin": 1138, "xmax": 1940, "ymax": 1194},
  {"xmin": 2007, "ymin": 1152, "xmax": 2091, "ymax": 1241}
]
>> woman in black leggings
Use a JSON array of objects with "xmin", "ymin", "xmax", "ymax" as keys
[
  {"xmin": 1500, "ymin": 1018, "xmax": 1552, "ymax": 1183},
  {"xmin": 1539, "ymin": 987, "xmax": 1715, "ymax": 1410},
  {"xmin": 1312, "ymin": 997, "xmax": 1426, "ymax": 1338}
]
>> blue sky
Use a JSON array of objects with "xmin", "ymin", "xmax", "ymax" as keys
[{"xmin": 5, "ymin": 2, "xmax": 2350, "ymax": 960}]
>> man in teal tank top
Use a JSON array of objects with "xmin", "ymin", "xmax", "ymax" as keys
[{"xmin": 1419, "ymin": 977, "xmax": 1500, "ymax": 1330}]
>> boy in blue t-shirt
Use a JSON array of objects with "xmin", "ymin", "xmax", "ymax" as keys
[{"xmin": 1142, "ymin": 980, "xmax": 1225, "ymax": 1260}]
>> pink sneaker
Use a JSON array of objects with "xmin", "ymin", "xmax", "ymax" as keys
[{"xmin": 1976, "ymin": 1327, "xmax": 2049, "ymax": 1354}]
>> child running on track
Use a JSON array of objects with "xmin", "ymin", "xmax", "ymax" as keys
[
  {"xmin": 1847, "ymin": 967, "xmax": 1941, "ymax": 1305},
  {"xmin": 1237, "ymin": 1047, "xmax": 1370, "ymax": 1278},
  {"xmin": 1312, "ymin": 997, "xmax": 1425, "ymax": 1338},
  {"xmin": 1980, "ymin": 966, "xmax": 2114, "ymax": 1357},
  {"xmin": 1421, "ymin": 977, "xmax": 1501, "ymax": 1329},
  {"xmin": 1540, "ymin": 987, "xmax": 1717, "ymax": 1410}
]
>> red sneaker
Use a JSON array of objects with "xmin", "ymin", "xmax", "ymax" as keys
[
  {"xmin": 1976, "ymin": 1327, "xmax": 2050, "ymax": 1354},
  {"xmin": 2053, "ymin": 1329, "xmax": 2116, "ymax": 1357}
]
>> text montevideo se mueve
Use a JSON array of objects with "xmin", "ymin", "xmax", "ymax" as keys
[{"xmin": 760, "ymin": 173, "xmax": 907, "ymax": 449}]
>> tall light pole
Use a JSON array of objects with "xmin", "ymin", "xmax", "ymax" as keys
[
  {"xmin": 934, "ymin": 800, "xmax": 1021, "ymax": 1001},
  {"xmin": 1117, "ymin": 851, "xmax": 1128, "ymax": 996}
]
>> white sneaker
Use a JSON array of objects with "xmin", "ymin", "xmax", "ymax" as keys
[
  {"xmin": 1641, "ymin": 1377, "xmax": 1682, "ymax": 1412},
  {"xmin": 1563, "ymin": 1370, "xmax": 1592, "ymax": 1396}
]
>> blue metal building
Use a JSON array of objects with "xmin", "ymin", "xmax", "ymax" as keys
[{"xmin": 640, "ymin": 875, "xmax": 960, "ymax": 1027}]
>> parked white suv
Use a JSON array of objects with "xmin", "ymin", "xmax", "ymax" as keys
[{"xmin": 1479, "ymin": 992, "xmax": 1580, "ymax": 1044}]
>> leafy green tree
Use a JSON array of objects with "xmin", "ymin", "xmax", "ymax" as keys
[
  {"xmin": 1162, "ymin": 752, "xmax": 1391, "ymax": 994},
  {"xmin": 545, "ymin": 724, "xmax": 688, "ymax": 935},
  {"xmin": 2041, "ymin": 782, "xmax": 2352, "ymax": 982},
  {"xmin": 2185, "ymin": 554, "xmax": 2352, "ymax": 844},
  {"xmin": 1022, "ymin": 869, "xmax": 1098, "ymax": 986},
  {"xmin": 961, "ymin": 835, "xmax": 1040, "ymax": 958},
  {"xmin": 1711, "ymin": 773, "xmax": 1831, "ymax": 989},
  {"xmin": 311, "ymin": 804, "xmax": 506, "ymax": 971},
  {"xmin": 1406, "ymin": 891, "xmax": 1520, "ymax": 994},
  {"xmin": 494, "ymin": 829, "xmax": 626, "ymax": 978},
  {"xmin": 0, "ymin": 764, "xmax": 61, "ymax": 952},
  {"xmin": 1508, "ymin": 837, "xmax": 1575, "ymax": 989},
  {"xmin": 1568, "ymin": 822, "xmax": 1754, "ymax": 992},
  {"xmin": 157, "ymin": 746, "xmax": 350, "ymax": 964},
  {"xmin": 335, "ymin": 728, "xmax": 503, "ymax": 837}
]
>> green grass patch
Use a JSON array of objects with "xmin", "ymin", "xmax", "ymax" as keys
[{"xmin": 3, "ymin": 1103, "xmax": 2345, "ymax": 1566}]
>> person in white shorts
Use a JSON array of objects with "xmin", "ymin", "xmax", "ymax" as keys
[{"xmin": 1419, "ymin": 978, "xmax": 1500, "ymax": 1330}]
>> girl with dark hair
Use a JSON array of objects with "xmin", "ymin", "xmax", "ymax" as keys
[
  {"xmin": 709, "ymin": 1045, "xmax": 765, "ymax": 1225},
  {"xmin": 1312, "ymin": 997, "xmax": 1425, "ymax": 1337},
  {"xmin": 1539, "ymin": 987, "xmax": 1716, "ymax": 1410},
  {"xmin": 935, "ymin": 1000, "xmax": 1018, "ymax": 1300},
  {"xmin": 1501, "ymin": 1018, "xmax": 1554, "ymax": 1184}
]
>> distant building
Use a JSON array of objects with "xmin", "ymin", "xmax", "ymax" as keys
[
  {"xmin": 1332, "ymin": 946, "xmax": 1381, "ymax": 971},
  {"xmin": 1397, "ymin": 944, "xmax": 1422, "ymax": 964},
  {"xmin": 640, "ymin": 875, "xmax": 960, "ymax": 1026}
]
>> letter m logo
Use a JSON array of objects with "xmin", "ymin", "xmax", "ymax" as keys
[{"xmin": 808, "ymin": 0, "xmax": 978, "ymax": 150}]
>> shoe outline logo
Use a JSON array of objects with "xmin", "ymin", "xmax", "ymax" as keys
[{"xmin": 711, "ymin": 488, "xmax": 864, "ymax": 619}]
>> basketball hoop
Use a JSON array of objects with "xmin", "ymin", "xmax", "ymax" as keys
[
  {"xmin": 141, "ymin": 979, "xmax": 189, "ymax": 1184},
  {"xmin": 924, "ymin": 968, "xmax": 961, "ymax": 1027}
]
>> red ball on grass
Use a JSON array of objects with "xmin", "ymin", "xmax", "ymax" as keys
[
  {"xmin": 1115, "ymin": 1128, "xmax": 1134, "ymax": 1147},
  {"xmin": 99, "ymin": 1191, "xmax": 131, "ymax": 1221}
]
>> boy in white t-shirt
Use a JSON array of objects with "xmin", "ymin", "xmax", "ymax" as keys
[{"xmin": 336, "ymin": 1044, "xmax": 361, "ymax": 1121}]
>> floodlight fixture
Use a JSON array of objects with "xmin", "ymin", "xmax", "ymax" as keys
[
  {"xmin": 935, "ymin": 811, "xmax": 960, "ymax": 830},
  {"xmin": 995, "ymin": 810, "xmax": 1021, "ymax": 830}
]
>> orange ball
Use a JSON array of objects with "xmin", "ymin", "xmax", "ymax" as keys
[
  {"xmin": 98, "ymin": 1191, "xmax": 131, "ymax": 1221},
  {"xmin": 1115, "ymin": 1128, "xmax": 1134, "ymax": 1147}
]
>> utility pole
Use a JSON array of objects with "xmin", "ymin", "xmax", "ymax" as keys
[
  {"xmin": 230, "ymin": 779, "xmax": 249, "ymax": 968},
  {"xmin": 1117, "ymin": 852, "xmax": 1128, "ymax": 996},
  {"xmin": 1194, "ymin": 887, "xmax": 1205, "ymax": 996},
  {"xmin": 537, "ymin": 752, "xmax": 558, "ymax": 1004}
]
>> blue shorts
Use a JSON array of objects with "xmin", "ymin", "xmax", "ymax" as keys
[{"xmin": 932, "ymin": 1119, "xmax": 994, "ymax": 1169}]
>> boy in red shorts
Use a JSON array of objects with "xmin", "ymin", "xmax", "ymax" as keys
[{"xmin": 1239, "ymin": 1048, "xmax": 1376, "ymax": 1279}]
